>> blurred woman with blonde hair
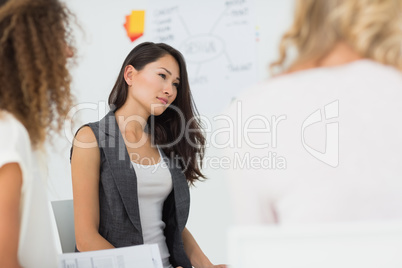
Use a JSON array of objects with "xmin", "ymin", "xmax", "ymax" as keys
[
  {"xmin": 272, "ymin": 0, "xmax": 402, "ymax": 73},
  {"xmin": 226, "ymin": 0, "xmax": 402, "ymax": 225},
  {"xmin": 0, "ymin": 0, "xmax": 76, "ymax": 266}
]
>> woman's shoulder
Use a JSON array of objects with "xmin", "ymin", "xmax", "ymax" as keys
[
  {"xmin": 0, "ymin": 111, "xmax": 32, "ymax": 173},
  {"xmin": 269, "ymin": 59, "xmax": 401, "ymax": 82},
  {"xmin": 250, "ymin": 59, "xmax": 401, "ymax": 96},
  {"xmin": 0, "ymin": 110, "xmax": 23, "ymax": 128},
  {"xmin": 73, "ymin": 125, "xmax": 98, "ymax": 148},
  {"xmin": 72, "ymin": 111, "xmax": 116, "ymax": 150},
  {"xmin": 348, "ymin": 59, "xmax": 402, "ymax": 80},
  {"xmin": 0, "ymin": 111, "xmax": 30, "ymax": 145}
]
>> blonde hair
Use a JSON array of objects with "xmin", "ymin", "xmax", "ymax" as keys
[
  {"xmin": 271, "ymin": 0, "xmax": 402, "ymax": 73},
  {"xmin": 0, "ymin": 0, "xmax": 76, "ymax": 148}
]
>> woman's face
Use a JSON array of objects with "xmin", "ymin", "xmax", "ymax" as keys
[{"xmin": 127, "ymin": 54, "xmax": 180, "ymax": 116}]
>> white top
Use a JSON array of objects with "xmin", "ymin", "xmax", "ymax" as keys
[
  {"xmin": 132, "ymin": 148, "xmax": 173, "ymax": 268},
  {"xmin": 223, "ymin": 60, "xmax": 402, "ymax": 225},
  {"xmin": 0, "ymin": 112, "xmax": 58, "ymax": 267}
]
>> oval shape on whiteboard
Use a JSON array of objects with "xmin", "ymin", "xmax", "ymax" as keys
[{"xmin": 180, "ymin": 35, "xmax": 225, "ymax": 63}]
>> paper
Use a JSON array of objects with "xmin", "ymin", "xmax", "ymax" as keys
[{"xmin": 58, "ymin": 244, "xmax": 163, "ymax": 268}]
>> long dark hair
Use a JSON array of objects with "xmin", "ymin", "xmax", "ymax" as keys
[{"xmin": 108, "ymin": 42, "xmax": 206, "ymax": 184}]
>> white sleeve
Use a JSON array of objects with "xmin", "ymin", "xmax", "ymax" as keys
[{"xmin": 0, "ymin": 115, "xmax": 29, "ymax": 175}]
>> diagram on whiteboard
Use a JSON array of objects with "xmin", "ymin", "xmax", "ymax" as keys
[{"xmin": 146, "ymin": 0, "xmax": 257, "ymax": 116}]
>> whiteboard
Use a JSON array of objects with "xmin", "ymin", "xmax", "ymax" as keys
[
  {"xmin": 145, "ymin": 0, "xmax": 257, "ymax": 115},
  {"xmin": 52, "ymin": 0, "xmax": 295, "ymax": 264}
]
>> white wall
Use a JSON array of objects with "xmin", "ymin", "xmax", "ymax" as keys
[{"xmin": 49, "ymin": 0, "xmax": 294, "ymax": 264}]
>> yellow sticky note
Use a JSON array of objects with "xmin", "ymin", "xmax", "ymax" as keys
[{"xmin": 124, "ymin": 10, "xmax": 145, "ymax": 42}]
